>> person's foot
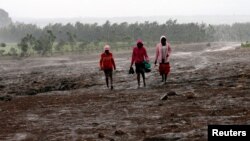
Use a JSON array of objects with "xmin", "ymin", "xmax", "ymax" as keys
[{"xmin": 111, "ymin": 86, "xmax": 113, "ymax": 90}]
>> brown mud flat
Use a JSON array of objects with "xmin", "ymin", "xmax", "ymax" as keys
[{"xmin": 0, "ymin": 42, "xmax": 250, "ymax": 141}]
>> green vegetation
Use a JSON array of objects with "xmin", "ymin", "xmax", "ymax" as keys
[
  {"xmin": 0, "ymin": 15, "xmax": 250, "ymax": 57},
  {"xmin": 0, "ymin": 42, "xmax": 6, "ymax": 47},
  {"xmin": 241, "ymin": 41, "xmax": 250, "ymax": 48},
  {"xmin": 0, "ymin": 20, "xmax": 217, "ymax": 43},
  {"xmin": 18, "ymin": 34, "xmax": 36, "ymax": 56},
  {"xmin": 0, "ymin": 40, "xmax": 137, "ymax": 57},
  {"xmin": 16, "ymin": 30, "xmax": 56, "ymax": 56}
]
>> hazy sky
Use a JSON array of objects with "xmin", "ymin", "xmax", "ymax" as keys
[{"xmin": 1, "ymin": 0, "xmax": 250, "ymax": 18}]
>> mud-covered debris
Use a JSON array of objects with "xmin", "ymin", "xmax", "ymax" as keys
[
  {"xmin": 114, "ymin": 130, "xmax": 126, "ymax": 136},
  {"xmin": 0, "ymin": 95, "xmax": 12, "ymax": 101},
  {"xmin": 160, "ymin": 94, "xmax": 168, "ymax": 100},
  {"xmin": 26, "ymin": 89, "xmax": 38, "ymax": 95},
  {"xmin": 143, "ymin": 136, "xmax": 180, "ymax": 141},
  {"xmin": 110, "ymin": 139, "xmax": 115, "ymax": 141},
  {"xmin": 185, "ymin": 92, "xmax": 195, "ymax": 99},
  {"xmin": 98, "ymin": 133, "xmax": 105, "ymax": 138},
  {"xmin": 170, "ymin": 112, "xmax": 176, "ymax": 117},
  {"xmin": 228, "ymin": 84, "xmax": 235, "ymax": 87},
  {"xmin": 158, "ymin": 103, "xmax": 163, "ymax": 106},
  {"xmin": 59, "ymin": 80, "xmax": 77, "ymax": 90},
  {"xmin": 143, "ymin": 133, "xmax": 185, "ymax": 141},
  {"xmin": 141, "ymin": 129, "xmax": 147, "ymax": 134},
  {"xmin": 167, "ymin": 91, "xmax": 177, "ymax": 96},
  {"xmin": 236, "ymin": 84, "xmax": 243, "ymax": 88},
  {"xmin": 92, "ymin": 122, "xmax": 99, "ymax": 127},
  {"xmin": 41, "ymin": 86, "xmax": 55, "ymax": 92},
  {"xmin": 75, "ymin": 128, "xmax": 85, "ymax": 134},
  {"xmin": 218, "ymin": 82, "xmax": 224, "ymax": 86},
  {"xmin": 0, "ymin": 85, "xmax": 5, "ymax": 90}
]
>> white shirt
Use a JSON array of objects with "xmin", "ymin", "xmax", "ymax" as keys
[{"xmin": 161, "ymin": 45, "xmax": 167, "ymax": 61}]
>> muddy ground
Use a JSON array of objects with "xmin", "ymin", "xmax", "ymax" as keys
[{"xmin": 0, "ymin": 42, "xmax": 249, "ymax": 141}]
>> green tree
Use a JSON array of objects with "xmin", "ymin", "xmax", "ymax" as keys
[
  {"xmin": 9, "ymin": 47, "xmax": 18, "ymax": 56},
  {"xmin": 55, "ymin": 39, "xmax": 66, "ymax": 52},
  {"xmin": 0, "ymin": 50, "xmax": 5, "ymax": 56},
  {"xmin": 18, "ymin": 34, "xmax": 36, "ymax": 57},
  {"xmin": 0, "ymin": 43, "xmax": 6, "ymax": 47},
  {"xmin": 34, "ymin": 30, "xmax": 56, "ymax": 56},
  {"xmin": 66, "ymin": 32, "xmax": 77, "ymax": 51}
]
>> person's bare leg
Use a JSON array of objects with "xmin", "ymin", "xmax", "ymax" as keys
[
  {"xmin": 164, "ymin": 74, "xmax": 167, "ymax": 84},
  {"xmin": 105, "ymin": 73, "xmax": 109, "ymax": 88},
  {"xmin": 137, "ymin": 73, "xmax": 140, "ymax": 87},
  {"xmin": 142, "ymin": 72, "xmax": 146, "ymax": 87},
  {"xmin": 110, "ymin": 72, "xmax": 113, "ymax": 90}
]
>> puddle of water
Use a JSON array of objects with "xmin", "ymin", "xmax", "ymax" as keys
[
  {"xmin": 27, "ymin": 114, "xmax": 39, "ymax": 121},
  {"xmin": 172, "ymin": 52, "xmax": 192, "ymax": 57},
  {"xmin": 12, "ymin": 133, "xmax": 27, "ymax": 141},
  {"xmin": 26, "ymin": 57, "xmax": 71, "ymax": 61},
  {"xmin": 205, "ymin": 44, "xmax": 239, "ymax": 52}
]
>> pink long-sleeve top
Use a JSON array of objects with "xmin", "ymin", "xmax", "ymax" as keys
[{"xmin": 155, "ymin": 42, "xmax": 171, "ymax": 63}]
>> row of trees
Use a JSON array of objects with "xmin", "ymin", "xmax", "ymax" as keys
[
  {"xmin": 2, "ymin": 20, "xmax": 250, "ymax": 44},
  {"xmin": 1, "ymin": 20, "xmax": 250, "ymax": 44},
  {"xmin": 1, "ymin": 20, "xmax": 250, "ymax": 56},
  {"xmin": 1, "ymin": 7, "xmax": 250, "ymax": 43}
]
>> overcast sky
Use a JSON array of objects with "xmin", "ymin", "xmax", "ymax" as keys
[{"xmin": 1, "ymin": 0, "xmax": 250, "ymax": 18}]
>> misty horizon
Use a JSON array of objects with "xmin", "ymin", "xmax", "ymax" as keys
[
  {"xmin": 1, "ymin": 0, "xmax": 250, "ymax": 18},
  {"xmin": 1, "ymin": 0, "xmax": 250, "ymax": 27},
  {"xmin": 11, "ymin": 15, "xmax": 250, "ymax": 27}
]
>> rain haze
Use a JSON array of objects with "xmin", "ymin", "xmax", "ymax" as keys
[
  {"xmin": 1, "ymin": 0, "xmax": 250, "ymax": 18},
  {"xmin": 1, "ymin": 0, "xmax": 250, "ymax": 25}
]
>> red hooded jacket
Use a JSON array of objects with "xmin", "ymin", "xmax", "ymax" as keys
[
  {"xmin": 100, "ymin": 52, "xmax": 116, "ymax": 70},
  {"xmin": 131, "ymin": 40, "xmax": 149, "ymax": 64}
]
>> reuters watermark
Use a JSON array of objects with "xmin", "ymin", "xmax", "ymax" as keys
[{"xmin": 208, "ymin": 125, "xmax": 250, "ymax": 141}]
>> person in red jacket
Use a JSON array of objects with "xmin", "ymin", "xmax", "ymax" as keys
[
  {"xmin": 100, "ymin": 45, "xmax": 116, "ymax": 90},
  {"xmin": 154, "ymin": 35, "xmax": 172, "ymax": 84},
  {"xmin": 130, "ymin": 39, "xmax": 149, "ymax": 88}
]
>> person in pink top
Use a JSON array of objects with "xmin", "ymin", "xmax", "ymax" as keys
[
  {"xmin": 130, "ymin": 39, "xmax": 149, "ymax": 88},
  {"xmin": 154, "ymin": 35, "xmax": 172, "ymax": 84}
]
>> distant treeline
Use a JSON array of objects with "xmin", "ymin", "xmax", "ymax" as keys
[{"xmin": 0, "ymin": 20, "xmax": 250, "ymax": 43}]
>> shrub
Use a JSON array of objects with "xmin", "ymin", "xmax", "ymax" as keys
[
  {"xmin": 0, "ymin": 50, "xmax": 5, "ymax": 56},
  {"xmin": 9, "ymin": 47, "xmax": 18, "ymax": 56},
  {"xmin": 241, "ymin": 41, "xmax": 250, "ymax": 48},
  {"xmin": 0, "ymin": 43, "xmax": 6, "ymax": 47}
]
